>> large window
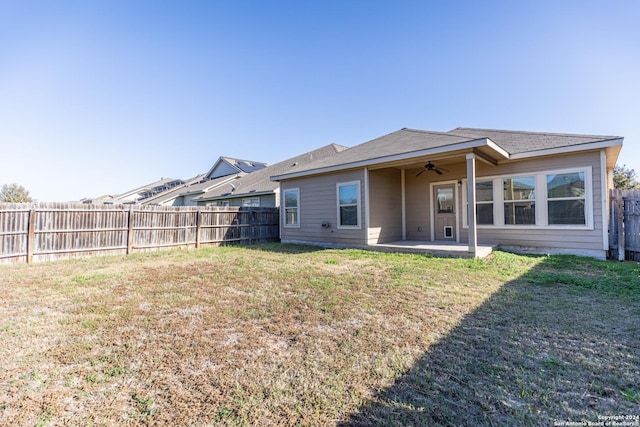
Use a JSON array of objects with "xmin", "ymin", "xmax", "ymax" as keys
[
  {"xmin": 463, "ymin": 168, "xmax": 591, "ymax": 228},
  {"xmin": 475, "ymin": 180, "xmax": 494, "ymax": 225},
  {"xmin": 337, "ymin": 181, "xmax": 360, "ymax": 228},
  {"xmin": 547, "ymin": 172, "xmax": 585, "ymax": 225},
  {"xmin": 503, "ymin": 176, "xmax": 536, "ymax": 225},
  {"xmin": 283, "ymin": 188, "xmax": 299, "ymax": 227}
]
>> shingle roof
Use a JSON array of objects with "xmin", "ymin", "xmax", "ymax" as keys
[
  {"xmin": 271, "ymin": 127, "xmax": 623, "ymax": 181},
  {"xmin": 142, "ymin": 173, "xmax": 236, "ymax": 205},
  {"xmin": 197, "ymin": 144, "xmax": 347, "ymax": 201},
  {"xmin": 221, "ymin": 157, "xmax": 268, "ymax": 174},
  {"xmin": 447, "ymin": 127, "xmax": 621, "ymax": 155},
  {"xmin": 285, "ymin": 129, "xmax": 474, "ymax": 172}
]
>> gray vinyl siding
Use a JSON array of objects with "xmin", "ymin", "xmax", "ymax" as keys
[
  {"xmin": 368, "ymin": 168, "xmax": 402, "ymax": 243},
  {"xmin": 461, "ymin": 151, "xmax": 604, "ymax": 251},
  {"xmin": 405, "ymin": 170, "xmax": 437, "ymax": 241},
  {"xmin": 280, "ymin": 170, "xmax": 366, "ymax": 245},
  {"xmin": 181, "ymin": 194, "xmax": 199, "ymax": 206},
  {"xmin": 226, "ymin": 194, "xmax": 276, "ymax": 207},
  {"xmin": 210, "ymin": 162, "xmax": 238, "ymax": 179}
]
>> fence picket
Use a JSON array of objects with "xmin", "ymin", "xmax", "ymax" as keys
[
  {"xmin": 0, "ymin": 203, "xmax": 279, "ymax": 264},
  {"xmin": 609, "ymin": 189, "xmax": 640, "ymax": 261}
]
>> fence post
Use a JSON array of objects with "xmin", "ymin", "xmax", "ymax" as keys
[
  {"xmin": 617, "ymin": 197, "xmax": 625, "ymax": 261},
  {"xmin": 195, "ymin": 208, "xmax": 202, "ymax": 248},
  {"xmin": 127, "ymin": 206, "xmax": 135, "ymax": 255},
  {"xmin": 26, "ymin": 208, "xmax": 36, "ymax": 263},
  {"xmin": 249, "ymin": 209, "xmax": 254, "ymax": 245}
]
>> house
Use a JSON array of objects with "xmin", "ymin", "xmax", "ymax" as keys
[
  {"xmin": 195, "ymin": 144, "xmax": 348, "ymax": 207},
  {"xmin": 141, "ymin": 157, "xmax": 268, "ymax": 206},
  {"xmin": 82, "ymin": 177, "xmax": 187, "ymax": 204},
  {"xmin": 271, "ymin": 127, "xmax": 623, "ymax": 259}
]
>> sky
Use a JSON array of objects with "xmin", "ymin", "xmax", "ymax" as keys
[{"xmin": 1, "ymin": 0, "xmax": 639, "ymax": 202}]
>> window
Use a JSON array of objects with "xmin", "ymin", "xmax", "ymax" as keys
[
  {"xmin": 283, "ymin": 188, "xmax": 299, "ymax": 227},
  {"xmin": 242, "ymin": 197, "xmax": 260, "ymax": 207},
  {"xmin": 475, "ymin": 180, "xmax": 494, "ymax": 225},
  {"xmin": 547, "ymin": 172, "xmax": 586, "ymax": 225},
  {"xmin": 337, "ymin": 181, "xmax": 360, "ymax": 228},
  {"xmin": 503, "ymin": 176, "xmax": 535, "ymax": 225},
  {"xmin": 217, "ymin": 200, "xmax": 230, "ymax": 207},
  {"xmin": 436, "ymin": 187, "xmax": 455, "ymax": 213}
]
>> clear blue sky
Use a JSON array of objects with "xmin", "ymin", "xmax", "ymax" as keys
[{"xmin": 1, "ymin": 0, "xmax": 639, "ymax": 201}]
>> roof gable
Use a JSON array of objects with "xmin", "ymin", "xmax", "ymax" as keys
[
  {"xmin": 205, "ymin": 157, "xmax": 268, "ymax": 180},
  {"xmin": 196, "ymin": 144, "xmax": 347, "ymax": 202}
]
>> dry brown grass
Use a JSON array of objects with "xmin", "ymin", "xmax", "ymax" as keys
[{"xmin": 0, "ymin": 244, "xmax": 638, "ymax": 426}]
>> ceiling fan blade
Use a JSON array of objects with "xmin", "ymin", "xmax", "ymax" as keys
[
  {"xmin": 416, "ymin": 169, "xmax": 425, "ymax": 176},
  {"xmin": 435, "ymin": 169, "xmax": 443, "ymax": 175}
]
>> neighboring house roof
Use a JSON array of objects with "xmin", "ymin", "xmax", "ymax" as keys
[
  {"xmin": 271, "ymin": 128, "xmax": 623, "ymax": 181},
  {"xmin": 204, "ymin": 156, "xmax": 268, "ymax": 180},
  {"xmin": 89, "ymin": 156, "xmax": 268, "ymax": 205},
  {"xmin": 139, "ymin": 173, "xmax": 209, "ymax": 205},
  {"xmin": 196, "ymin": 143, "xmax": 348, "ymax": 202},
  {"xmin": 143, "ymin": 173, "xmax": 246, "ymax": 205},
  {"xmin": 85, "ymin": 177, "xmax": 185, "ymax": 204}
]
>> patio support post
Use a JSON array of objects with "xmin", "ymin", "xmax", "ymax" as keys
[
  {"xmin": 466, "ymin": 153, "xmax": 478, "ymax": 257},
  {"xmin": 401, "ymin": 169, "xmax": 406, "ymax": 240},
  {"xmin": 364, "ymin": 167, "xmax": 370, "ymax": 244}
]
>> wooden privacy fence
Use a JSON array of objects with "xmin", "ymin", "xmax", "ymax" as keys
[
  {"xmin": 609, "ymin": 189, "xmax": 640, "ymax": 261},
  {"xmin": 0, "ymin": 203, "xmax": 280, "ymax": 264}
]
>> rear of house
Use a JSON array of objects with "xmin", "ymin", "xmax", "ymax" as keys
[{"xmin": 272, "ymin": 128, "xmax": 623, "ymax": 259}]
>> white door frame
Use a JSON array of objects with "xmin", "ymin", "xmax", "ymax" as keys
[{"xmin": 429, "ymin": 180, "xmax": 460, "ymax": 242}]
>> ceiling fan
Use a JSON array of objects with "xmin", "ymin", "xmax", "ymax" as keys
[{"xmin": 416, "ymin": 161, "xmax": 449, "ymax": 176}]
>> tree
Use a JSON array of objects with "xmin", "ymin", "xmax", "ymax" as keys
[
  {"xmin": 613, "ymin": 165, "xmax": 640, "ymax": 190},
  {"xmin": 0, "ymin": 183, "xmax": 35, "ymax": 203}
]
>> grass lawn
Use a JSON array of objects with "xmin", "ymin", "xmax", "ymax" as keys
[{"xmin": 0, "ymin": 243, "xmax": 639, "ymax": 426}]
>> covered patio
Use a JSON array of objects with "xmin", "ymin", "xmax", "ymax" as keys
[{"xmin": 368, "ymin": 240, "xmax": 496, "ymax": 259}]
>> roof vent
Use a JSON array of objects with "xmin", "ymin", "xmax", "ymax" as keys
[{"xmin": 292, "ymin": 162, "xmax": 298, "ymax": 167}]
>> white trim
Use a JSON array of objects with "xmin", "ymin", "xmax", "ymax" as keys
[
  {"xmin": 336, "ymin": 180, "xmax": 362, "ymax": 229},
  {"xmin": 461, "ymin": 166, "xmax": 594, "ymax": 229},
  {"xmin": 429, "ymin": 180, "xmax": 460, "ymax": 243},
  {"xmin": 485, "ymin": 139, "xmax": 510, "ymax": 159},
  {"xmin": 535, "ymin": 174, "xmax": 546, "ymax": 225},
  {"xmin": 401, "ymin": 169, "xmax": 407, "ymax": 240},
  {"xmin": 282, "ymin": 188, "xmax": 300, "ymax": 228},
  {"xmin": 600, "ymin": 150, "xmax": 608, "ymax": 250},
  {"xmin": 271, "ymin": 138, "xmax": 508, "ymax": 181},
  {"xmin": 429, "ymin": 184, "xmax": 435, "ymax": 242}
]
